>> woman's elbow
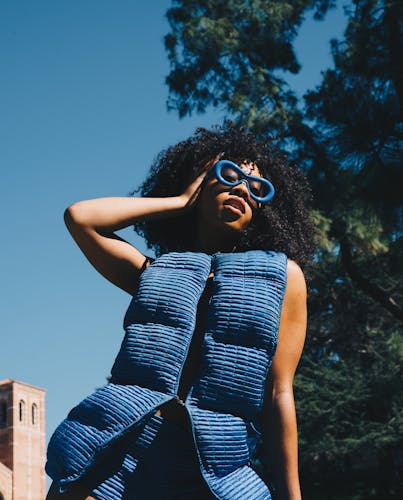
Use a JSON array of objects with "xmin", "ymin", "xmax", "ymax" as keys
[
  {"xmin": 64, "ymin": 201, "xmax": 86, "ymax": 227},
  {"xmin": 64, "ymin": 202, "xmax": 87, "ymax": 229},
  {"xmin": 64, "ymin": 204, "xmax": 76, "ymax": 227}
]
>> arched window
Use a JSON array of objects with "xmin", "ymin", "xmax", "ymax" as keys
[
  {"xmin": 19, "ymin": 399, "xmax": 25, "ymax": 422},
  {"xmin": 32, "ymin": 403, "xmax": 38, "ymax": 425},
  {"xmin": 0, "ymin": 401, "xmax": 6, "ymax": 428}
]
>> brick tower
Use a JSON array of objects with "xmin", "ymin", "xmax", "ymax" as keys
[{"xmin": 0, "ymin": 379, "xmax": 46, "ymax": 500}]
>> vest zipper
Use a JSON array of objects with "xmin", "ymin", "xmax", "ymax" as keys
[{"xmin": 175, "ymin": 394, "xmax": 185, "ymax": 405}]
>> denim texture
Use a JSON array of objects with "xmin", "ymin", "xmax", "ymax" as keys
[{"xmin": 46, "ymin": 251, "xmax": 287, "ymax": 499}]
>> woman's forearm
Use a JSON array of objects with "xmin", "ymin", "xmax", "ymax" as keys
[
  {"xmin": 264, "ymin": 389, "xmax": 301, "ymax": 500},
  {"xmin": 65, "ymin": 195, "xmax": 187, "ymax": 233},
  {"xmin": 62, "ymin": 196, "xmax": 190, "ymax": 294}
]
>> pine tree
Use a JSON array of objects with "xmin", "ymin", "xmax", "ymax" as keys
[{"xmin": 164, "ymin": 1, "xmax": 403, "ymax": 497}]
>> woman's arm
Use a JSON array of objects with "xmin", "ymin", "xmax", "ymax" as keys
[
  {"xmin": 64, "ymin": 169, "xmax": 209, "ymax": 295},
  {"xmin": 261, "ymin": 259, "xmax": 307, "ymax": 500}
]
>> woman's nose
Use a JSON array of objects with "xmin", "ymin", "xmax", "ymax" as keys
[{"xmin": 230, "ymin": 180, "xmax": 250, "ymax": 201}]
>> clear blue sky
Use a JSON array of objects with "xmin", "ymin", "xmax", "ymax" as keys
[{"xmin": 0, "ymin": 0, "xmax": 348, "ymax": 477}]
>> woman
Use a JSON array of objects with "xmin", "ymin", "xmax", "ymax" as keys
[{"xmin": 46, "ymin": 123, "xmax": 314, "ymax": 499}]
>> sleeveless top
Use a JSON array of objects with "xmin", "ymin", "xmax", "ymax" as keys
[{"xmin": 46, "ymin": 250, "xmax": 288, "ymax": 499}]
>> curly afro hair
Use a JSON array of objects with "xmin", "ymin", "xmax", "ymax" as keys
[{"xmin": 133, "ymin": 122, "xmax": 315, "ymax": 269}]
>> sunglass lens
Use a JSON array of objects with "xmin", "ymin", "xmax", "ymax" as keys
[
  {"xmin": 221, "ymin": 164, "xmax": 240, "ymax": 183},
  {"xmin": 249, "ymin": 179, "xmax": 266, "ymax": 198}
]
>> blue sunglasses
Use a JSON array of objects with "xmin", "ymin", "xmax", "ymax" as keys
[{"xmin": 207, "ymin": 160, "xmax": 275, "ymax": 204}]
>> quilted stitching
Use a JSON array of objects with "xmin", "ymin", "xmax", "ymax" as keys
[{"xmin": 46, "ymin": 250, "xmax": 287, "ymax": 498}]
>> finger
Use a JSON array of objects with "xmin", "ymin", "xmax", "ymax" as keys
[{"xmin": 201, "ymin": 152, "xmax": 225, "ymax": 173}]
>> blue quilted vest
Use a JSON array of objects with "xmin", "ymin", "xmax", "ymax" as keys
[{"xmin": 46, "ymin": 250, "xmax": 288, "ymax": 499}]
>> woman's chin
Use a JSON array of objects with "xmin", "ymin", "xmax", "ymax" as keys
[
  {"xmin": 219, "ymin": 211, "xmax": 249, "ymax": 232},
  {"xmin": 216, "ymin": 219, "xmax": 248, "ymax": 237}
]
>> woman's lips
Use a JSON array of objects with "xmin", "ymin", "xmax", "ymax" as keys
[{"xmin": 223, "ymin": 197, "xmax": 246, "ymax": 215}]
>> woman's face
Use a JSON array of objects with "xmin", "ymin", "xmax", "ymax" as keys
[{"xmin": 196, "ymin": 160, "xmax": 261, "ymax": 235}]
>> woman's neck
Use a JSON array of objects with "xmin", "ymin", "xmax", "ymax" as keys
[{"xmin": 195, "ymin": 225, "xmax": 239, "ymax": 254}]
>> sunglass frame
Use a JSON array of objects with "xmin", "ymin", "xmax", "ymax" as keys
[{"xmin": 212, "ymin": 160, "xmax": 275, "ymax": 203}]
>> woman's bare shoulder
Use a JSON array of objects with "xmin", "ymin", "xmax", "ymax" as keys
[
  {"xmin": 286, "ymin": 258, "xmax": 305, "ymax": 280},
  {"xmin": 284, "ymin": 259, "xmax": 307, "ymax": 302},
  {"xmin": 267, "ymin": 259, "xmax": 307, "ymax": 389}
]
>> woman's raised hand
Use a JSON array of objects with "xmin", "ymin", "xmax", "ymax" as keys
[
  {"xmin": 63, "ymin": 154, "xmax": 224, "ymax": 294},
  {"xmin": 180, "ymin": 153, "xmax": 224, "ymax": 209}
]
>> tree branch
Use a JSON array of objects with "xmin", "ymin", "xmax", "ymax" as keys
[{"xmin": 339, "ymin": 239, "xmax": 403, "ymax": 321}]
